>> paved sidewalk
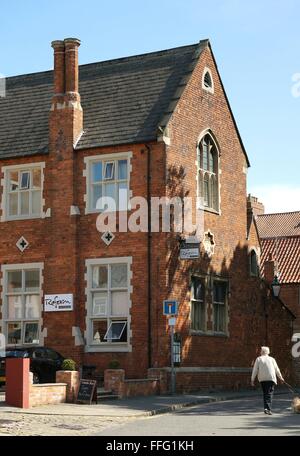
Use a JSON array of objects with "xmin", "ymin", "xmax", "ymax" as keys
[{"xmin": 0, "ymin": 388, "xmax": 292, "ymax": 418}]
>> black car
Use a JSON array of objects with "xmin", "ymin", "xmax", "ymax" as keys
[{"xmin": 0, "ymin": 347, "xmax": 65, "ymax": 384}]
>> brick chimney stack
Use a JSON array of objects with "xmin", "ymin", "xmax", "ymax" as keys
[
  {"xmin": 50, "ymin": 37, "xmax": 83, "ymax": 146},
  {"xmin": 264, "ymin": 253, "xmax": 276, "ymax": 284},
  {"xmin": 46, "ymin": 39, "xmax": 83, "ymax": 355}
]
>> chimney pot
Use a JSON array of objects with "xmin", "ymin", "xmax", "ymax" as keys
[
  {"xmin": 51, "ymin": 40, "xmax": 65, "ymax": 96},
  {"xmin": 64, "ymin": 37, "xmax": 81, "ymax": 94}
]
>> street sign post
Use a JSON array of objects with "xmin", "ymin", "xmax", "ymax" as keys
[
  {"xmin": 163, "ymin": 300, "xmax": 178, "ymax": 395},
  {"xmin": 163, "ymin": 300, "xmax": 178, "ymax": 316}
]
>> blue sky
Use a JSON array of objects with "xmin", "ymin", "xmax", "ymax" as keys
[{"xmin": 1, "ymin": 0, "xmax": 299, "ymax": 213}]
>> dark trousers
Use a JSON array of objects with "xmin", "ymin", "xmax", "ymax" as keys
[{"xmin": 260, "ymin": 381, "xmax": 275, "ymax": 411}]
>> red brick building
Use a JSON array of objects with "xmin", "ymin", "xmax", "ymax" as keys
[
  {"xmin": 256, "ymin": 211, "xmax": 300, "ymax": 383},
  {"xmin": 0, "ymin": 38, "xmax": 294, "ymax": 391}
]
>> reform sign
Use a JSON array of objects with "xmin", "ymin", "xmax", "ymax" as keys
[
  {"xmin": 180, "ymin": 242, "xmax": 200, "ymax": 260},
  {"xmin": 44, "ymin": 294, "xmax": 73, "ymax": 312}
]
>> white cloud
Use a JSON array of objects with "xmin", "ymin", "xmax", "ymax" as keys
[{"xmin": 249, "ymin": 185, "xmax": 300, "ymax": 214}]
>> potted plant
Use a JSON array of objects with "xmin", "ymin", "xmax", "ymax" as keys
[{"xmin": 61, "ymin": 359, "xmax": 76, "ymax": 371}]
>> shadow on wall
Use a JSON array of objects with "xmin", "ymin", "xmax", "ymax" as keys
[{"xmin": 162, "ymin": 164, "xmax": 294, "ymax": 384}]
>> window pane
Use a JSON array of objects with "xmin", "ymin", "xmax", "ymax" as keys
[
  {"xmin": 45, "ymin": 349, "xmax": 60, "ymax": 360},
  {"xmin": 104, "ymin": 162, "xmax": 115, "ymax": 180},
  {"xmin": 111, "ymin": 291, "xmax": 128, "ymax": 316},
  {"xmin": 118, "ymin": 182, "xmax": 128, "ymax": 211},
  {"xmin": 24, "ymin": 322, "xmax": 39, "ymax": 344},
  {"xmin": 118, "ymin": 160, "xmax": 127, "ymax": 180},
  {"xmin": 92, "ymin": 266, "xmax": 108, "ymax": 289},
  {"xmin": 209, "ymin": 149, "xmax": 214, "ymax": 172},
  {"xmin": 214, "ymin": 304, "xmax": 226, "ymax": 333},
  {"xmin": 92, "ymin": 184, "xmax": 102, "ymax": 210},
  {"xmin": 32, "ymin": 169, "xmax": 41, "ymax": 189},
  {"xmin": 25, "ymin": 270, "xmax": 40, "ymax": 292},
  {"xmin": 32, "ymin": 190, "xmax": 41, "ymax": 215},
  {"xmin": 92, "ymin": 292, "xmax": 108, "ymax": 316},
  {"xmin": 92, "ymin": 320, "xmax": 107, "ymax": 344},
  {"xmin": 192, "ymin": 301, "xmax": 205, "ymax": 331},
  {"xmin": 9, "ymin": 171, "xmax": 19, "ymax": 191},
  {"xmin": 111, "ymin": 264, "xmax": 128, "ymax": 288},
  {"xmin": 213, "ymin": 282, "xmax": 227, "ymax": 303},
  {"xmin": 20, "ymin": 171, "xmax": 30, "ymax": 189},
  {"xmin": 7, "ymin": 271, "xmax": 22, "ymax": 292},
  {"xmin": 7, "ymin": 295, "xmax": 23, "ymax": 319},
  {"xmin": 20, "ymin": 191, "xmax": 30, "ymax": 215},
  {"xmin": 8, "ymin": 193, "xmax": 18, "ymax": 216},
  {"xmin": 204, "ymin": 175, "xmax": 209, "ymax": 206},
  {"xmin": 25, "ymin": 295, "xmax": 40, "ymax": 319},
  {"xmin": 193, "ymin": 278, "xmax": 204, "ymax": 301},
  {"xmin": 104, "ymin": 321, "xmax": 127, "ymax": 342},
  {"xmin": 251, "ymin": 251, "xmax": 258, "ymax": 276},
  {"xmin": 7, "ymin": 322, "xmax": 22, "ymax": 345},
  {"xmin": 211, "ymin": 176, "xmax": 218, "ymax": 210},
  {"xmin": 104, "ymin": 183, "xmax": 116, "ymax": 203},
  {"xmin": 92, "ymin": 162, "xmax": 102, "ymax": 183},
  {"xmin": 202, "ymin": 141, "xmax": 208, "ymax": 170}
]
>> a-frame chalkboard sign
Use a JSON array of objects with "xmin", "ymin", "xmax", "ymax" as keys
[{"xmin": 76, "ymin": 379, "xmax": 97, "ymax": 404}]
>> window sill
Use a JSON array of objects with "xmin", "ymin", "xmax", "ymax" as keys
[
  {"xmin": 85, "ymin": 344, "xmax": 132, "ymax": 353},
  {"xmin": 201, "ymin": 207, "xmax": 220, "ymax": 216},
  {"xmin": 2, "ymin": 215, "xmax": 43, "ymax": 222},
  {"xmin": 85, "ymin": 209, "xmax": 130, "ymax": 215},
  {"xmin": 190, "ymin": 330, "xmax": 229, "ymax": 338}
]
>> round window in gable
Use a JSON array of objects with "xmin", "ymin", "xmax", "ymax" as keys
[{"xmin": 202, "ymin": 68, "xmax": 214, "ymax": 93}]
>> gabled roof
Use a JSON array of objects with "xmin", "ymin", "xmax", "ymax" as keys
[
  {"xmin": 260, "ymin": 237, "xmax": 300, "ymax": 284},
  {"xmin": 0, "ymin": 41, "xmax": 206, "ymax": 158},
  {"xmin": 0, "ymin": 39, "xmax": 250, "ymax": 166},
  {"xmin": 256, "ymin": 211, "xmax": 300, "ymax": 238},
  {"xmin": 257, "ymin": 211, "xmax": 300, "ymax": 284}
]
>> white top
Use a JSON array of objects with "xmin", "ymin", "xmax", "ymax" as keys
[{"xmin": 251, "ymin": 355, "xmax": 283, "ymax": 384}]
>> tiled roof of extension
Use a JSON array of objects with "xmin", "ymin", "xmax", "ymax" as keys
[
  {"xmin": 260, "ymin": 237, "xmax": 300, "ymax": 284},
  {"xmin": 256, "ymin": 211, "xmax": 300, "ymax": 238},
  {"xmin": 257, "ymin": 212, "xmax": 300, "ymax": 284}
]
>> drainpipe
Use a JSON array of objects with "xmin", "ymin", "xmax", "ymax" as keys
[{"xmin": 145, "ymin": 144, "xmax": 152, "ymax": 369}]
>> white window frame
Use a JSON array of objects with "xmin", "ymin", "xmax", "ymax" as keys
[
  {"xmin": 1, "ymin": 162, "xmax": 45, "ymax": 222},
  {"xmin": 85, "ymin": 257, "xmax": 132, "ymax": 353},
  {"xmin": 202, "ymin": 67, "xmax": 214, "ymax": 94},
  {"xmin": 1, "ymin": 263, "xmax": 44, "ymax": 347},
  {"xmin": 83, "ymin": 152, "xmax": 132, "ymax": 214}
]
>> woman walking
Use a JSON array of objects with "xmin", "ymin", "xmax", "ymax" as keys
[{"xmin": 251, "ymin": 346, "xmax": 285, "ymax": 415}]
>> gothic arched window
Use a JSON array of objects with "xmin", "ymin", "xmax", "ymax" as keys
[{"xmin": 198, "ymin": 133, "xmax": 219, "ymax": 211}]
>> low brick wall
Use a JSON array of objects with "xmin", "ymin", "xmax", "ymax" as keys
[
  {"xmin": 120, "ymin": 379, "xmax": 159, "ymax": 399},
  {"xmin": 174, "ymin": 372, "xmax": 252, "ymax": 393},
  {"xmin": 56, "ymin": 371, "xmax": 80, "ymax": 403},
  {"xmin": 29, "ymin": 383, "xmax": 67, "ymax": 407},
  {"xmin": 104, "ymin": 369, "xmax": 163, "ymax": 398}
]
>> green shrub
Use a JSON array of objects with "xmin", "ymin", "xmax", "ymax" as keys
[
  {"xmin": 61, "ymin": 359, "xmax": 76, "ymax": 371},
  {"xmin": 108, "ymin": 359, "xmax": 121, "ymax": 369}
]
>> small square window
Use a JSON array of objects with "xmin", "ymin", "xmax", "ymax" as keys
[
  {"xmin": 24, "ymin": 322, "xmax": 39, "ymax": 344},
  {"xmin": 104, "ymin": 321, "xmax": 127, "ymax": 342},
  {"xmin": 7, "ymin": 322, "xmax": 22, "ymax": 345},
  {"xmin": 92, "ymin": 320, "xmax": 107, "ymax": 344},
  {"xmin": 104, "ymin": 162, "xmax": 115, "ymax": 180},
  {"xmin": 92, "ymin": 293, "xmax": 108, "ymax": 316},
  {"xmin": 20, "ymin": 171, "xmax": 30, "ymax": 190}
]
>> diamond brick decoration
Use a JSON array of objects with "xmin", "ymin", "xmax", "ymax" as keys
[
  {"xmin": 101, "ymin": 231, "xmax": 115, "ymax": 246},
  {"xmin": 16, "ymin": 236, "xmax": 29, "ymax": 252}
]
